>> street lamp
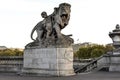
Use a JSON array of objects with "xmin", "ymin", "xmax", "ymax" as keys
[{"xmin": 109, "ymin": 24, "xmax": 120, "ymax": 49}]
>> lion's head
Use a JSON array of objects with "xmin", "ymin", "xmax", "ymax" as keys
[
  {"xmin": 59, "ymin": 3, "xmax": 71, "ymax": 26},
  {"xmin": 53, "ymin": 3, "xmax": 71, "ymax": 29}
]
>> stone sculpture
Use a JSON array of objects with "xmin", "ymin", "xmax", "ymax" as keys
[
  {"xmin": 25, "ymin": 3, "xmax": 73, "ymax": 48},
  {"xmin": 23, "ymin": 3, "xmax": 75, "ymax": 76}
]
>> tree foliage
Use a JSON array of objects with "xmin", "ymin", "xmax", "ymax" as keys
[
  {"xmin": 0, "ymin": 49, "xmax": 23, "ymax": 56},
  {"xmin": 74, "ymin": 44, "xmax": 113, "ymax": 59}
]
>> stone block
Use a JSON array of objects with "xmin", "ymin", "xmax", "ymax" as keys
[
  {"xmin": 49, "ymin": 64, "xmax": 57, "ymax": 69},
  {"xmin": 110, "ymin": 57, "xmax": 120, "ymax": 63},
  {"xmin": 108, "ymin": 55, "xmax": 120, "ymax": 72},
  {"xmin": 109, "ymin": 64, "xmax": 120, "ymax": 71},
  {"xmin": 58, "ymin": 63, "xmax": 73, "ymax": 70},
  {"xmin": 22, "ymin": 47, "xmax": 75, "ymax": 76}
]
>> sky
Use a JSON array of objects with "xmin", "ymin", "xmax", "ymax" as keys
[{"xmin": 0, "ymin": 0, "xmax": 120, "ymax": 48}]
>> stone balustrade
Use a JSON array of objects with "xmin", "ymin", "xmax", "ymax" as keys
[{"xmin": 0, "ymin": 56, "xmax": 23, "ymax": 72}]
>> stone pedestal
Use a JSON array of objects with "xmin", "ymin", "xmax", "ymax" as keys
[
  {"xmin": 109, "ymin": 25, "xmax": 120, "ymax": 72},
  {"xmin": 109, "ymin": 54, "xmax": 120, "ymax": 72},
  {"xmin": 22, "ymin": 47, "xmax": 75, "ymax": 76}
]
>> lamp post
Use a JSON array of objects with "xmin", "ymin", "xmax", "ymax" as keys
[
  {"xmin": 109, "ymin": 24, "xmax": 120, "ymax": 49},
  {"xmin": 108, "ymin": 24, "xmax": 120, "ymax": 72}
]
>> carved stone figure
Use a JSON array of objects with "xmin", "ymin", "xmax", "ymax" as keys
[
  {"xmin": 53, "ymin": 3, "xmax": 71, "ymax": 38},
  {"xmin": 31, "ymin": 12, "xmax": 52, "ymax": 41},
  {"xmin": 25, "ymin": 3, "xmax": 73, "ymax": 48}
]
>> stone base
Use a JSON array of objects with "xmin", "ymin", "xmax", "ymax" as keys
[
  {"xmin": 109, "ymin": 55, "xmax": 120, "ymax": 71},
  {"xmin": 22, "ymin": 47, "xmax": 75, "ymax": 76}
]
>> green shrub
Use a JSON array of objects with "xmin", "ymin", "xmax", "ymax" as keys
[
  {"xmin": 0, "ymin": 49, "xmax": 23, "ymax": 56},
  {"xmin": 74, "ymin": 44, "xmax": 113, "ymax": 59}
]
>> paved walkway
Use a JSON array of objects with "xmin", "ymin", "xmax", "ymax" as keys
[{"xmin": 0, "ymin": 71, "xmax": 120, "ymax": 80}]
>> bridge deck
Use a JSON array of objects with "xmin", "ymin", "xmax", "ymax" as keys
[{"xmin": 0, "ymin": 71, "xmax": 120, "ymax": 80}]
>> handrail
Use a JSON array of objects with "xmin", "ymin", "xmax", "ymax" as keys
[
  {"xmin": 0, "ymin": 56, "xmax": 23, "ymax": 72},
  {"xmin": 74, "ymin": 54, "xmax": 108, "ymax": 73},
  {"xmin": 0, "ymin": 56, "xmax": 23, "ymax": 60}
]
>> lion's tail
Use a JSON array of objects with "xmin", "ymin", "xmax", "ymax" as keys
[{"xmin": 30, "ymin": 26, "xmax": 36, "ymax": 41}]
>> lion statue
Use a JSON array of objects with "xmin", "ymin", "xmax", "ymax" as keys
[
  {"xmin": 25, "ymin": 3, "xmax": 73, "ymax": 48},
  {"xmin": 30, "ymin": 3, "xmax": 71, "ymax": 42}
]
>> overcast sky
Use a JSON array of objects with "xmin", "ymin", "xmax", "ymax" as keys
[{"xmin": 0, "ymin": 0, "xmax": 120, "ymax": 48}]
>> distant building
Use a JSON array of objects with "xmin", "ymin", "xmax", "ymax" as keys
[
  {"xmin": 9, "ymin": 48, "xmax": 24, "ymax": 51},
  {"xmin": 106, "ymin": 43, "xmax": 113, "ymax": 47},
  {"xmin": 72, "ymin": 43, "xmax": 81, "ymax": 53},
  {"xmin": 0, "ymin": 46, "xmax": 7, "ymax": 50},
  {"xmin": 72, "ymin": 42, "xmax": 97, "ymax": 53}
]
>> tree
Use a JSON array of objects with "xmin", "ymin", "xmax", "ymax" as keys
[
  {"xmin": 105, "ymin": 45, "xmax": 114, "ymax": 53},
  {"xmin": 14, "ymin": 49, "xmax": 23, "ymax": 56},
  {"xmin": 74, "ymin": 44, "xmax": 113, "ymax": 59},
  {"xmin": 76, "ymin": 47, "xmax": 92, "ymax": 59},
  {"xmin": 0, "ymin": 48, "xmax": 23, "ymax": 56},
  {"xmin": 91, "ymin": 48, "xmax": 104, "ymax": 58}
]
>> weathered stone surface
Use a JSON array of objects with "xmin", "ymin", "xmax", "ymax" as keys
[
  {"xmin": 22, "ymin": 47, "xmax": 75, "ymax": 76},
  {"xmin": 26, "ymin": 34, "xmax": 74, "ymax": 48},
  {"xmin": 108, "ymin": 25, "xmax": 120, "ymax": 72},
  {"xmin": 23, "ymin": 3, "xmax": 75, "ymax": 76},
  {"xmin": 25, "ymin": 3, "xmax": 73, "ymax": 48},
  {"xmin": 109, "ymin": 55, "xmax": 120, "ymax": 71}
]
